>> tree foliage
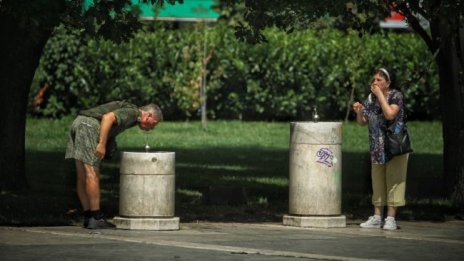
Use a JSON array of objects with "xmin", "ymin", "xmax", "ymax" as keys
[{"xmin": 33, "ymin": 25, "xmax": 438, "ymax": 121}]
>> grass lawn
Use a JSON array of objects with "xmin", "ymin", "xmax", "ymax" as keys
[{"xmin": 0, "ymin": 118, "xmax": 458, "ymax": 226}]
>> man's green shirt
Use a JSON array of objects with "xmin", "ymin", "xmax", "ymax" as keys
[{"xmin": 79, "ymin": 100, "xmax": 140, "ymax": 138}]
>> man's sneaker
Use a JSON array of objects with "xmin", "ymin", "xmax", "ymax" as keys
[
  {"xmin": 360, "ymin": 215, "xmax": 382, "ymax": 228},
  {"xmin": 383, "ymin": 216, "xmax": 397, "ymax": 230},
  {"xmin": 82, "ymin": 211, "xmax": 91, "ymax": 228},
  {"xmin": 83, "ymin": 217, "xmax": 89, "ymax": 228},
  {"xmin": 86, "ymin": 217, "xmax": 116, "ymax": 229}
]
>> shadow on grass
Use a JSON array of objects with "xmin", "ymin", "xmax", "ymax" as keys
[{"xmin": 0, "ymin": 147, "xmax": 458, "ymax": 226}]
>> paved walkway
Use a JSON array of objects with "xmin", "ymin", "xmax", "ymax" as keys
[{"xmin": 1, "ymin": 220, "xmax": 463, "ymax": 260}]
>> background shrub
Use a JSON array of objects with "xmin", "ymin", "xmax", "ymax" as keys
[{"xmin": 30, "ymin": 23, "xmax": 439, "ymax": 121}]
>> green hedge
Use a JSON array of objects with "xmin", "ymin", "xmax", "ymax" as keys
[{"xmin": 30, "ymin": 24, "xmax": 439, "ymax": 120}]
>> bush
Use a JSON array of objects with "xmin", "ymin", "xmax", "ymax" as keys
[{"xmin": 31, "ymin": 24, "xmax": 439, "ymax": 120}]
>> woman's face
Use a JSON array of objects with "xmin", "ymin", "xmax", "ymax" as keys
[{"xmin": 372, "ymin": 72, "xmax": 390, "ymax": 92}]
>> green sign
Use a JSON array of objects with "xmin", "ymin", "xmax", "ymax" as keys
[{"xmin": 84, "ymin": 0, "xmax": 219, "ymax": 21}]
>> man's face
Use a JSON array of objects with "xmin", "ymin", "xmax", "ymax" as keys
[{"xmin": 139, "ymin": 112, "xmax": 160, "ymax": 131}]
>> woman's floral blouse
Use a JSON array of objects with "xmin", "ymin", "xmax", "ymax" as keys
[{"xmin": 362, "ymin": 89, "xmax": 405, "ymax": 164}]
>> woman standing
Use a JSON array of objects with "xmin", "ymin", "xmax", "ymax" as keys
[{"xmin": 352, "ymin": 68, "xmax": 410, "ymax": 230}]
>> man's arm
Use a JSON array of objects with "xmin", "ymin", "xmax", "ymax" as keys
[{"xmin": 95, "ymin": 112, "xmax": 117, "ymax": 159}]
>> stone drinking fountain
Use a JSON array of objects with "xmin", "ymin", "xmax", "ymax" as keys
[
  {"xmin": 113, "ymin": 140, "xmax": 179, "ymax": 230},
  {"xmin": 283, "ymin": 107, "xmax": 346, "ymax": 228}
]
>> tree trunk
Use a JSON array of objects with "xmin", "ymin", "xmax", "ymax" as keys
[
  {"xmin": 432, "ymin": 21, "xmax": 464, "ymax": 205},
  {"xmin": 0, "ymin": 9, "xmax": 54, "ymax": 190}
]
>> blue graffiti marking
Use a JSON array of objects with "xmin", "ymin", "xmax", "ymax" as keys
[{"xmin": 316, "ymin": 148, "xmax": 334, "ymax": 167}]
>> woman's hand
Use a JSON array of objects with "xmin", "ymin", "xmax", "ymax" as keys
[
  {"xmin": 353, "ymin": 101, "xmax": 367, "ymax": 125},
  {"xmin": 352, "ymin": 101, "xmax": 364, "ymax": 114},
  {"xmin": 370, "ymin": 83, "xmax": 383, "ymax": 98}
]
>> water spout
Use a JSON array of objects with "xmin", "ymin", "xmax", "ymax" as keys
[
  {"xmin": 144, "ymin": 133, "xmax": 150, "ymax": 152},
  {"xmin": 312, "ymin": 106, "xmax": 319, "ymax": 123}
]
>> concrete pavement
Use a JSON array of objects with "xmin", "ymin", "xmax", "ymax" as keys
[{"xmin": 1, "ymin": 220, "xmax": 463, "ymax": 261}]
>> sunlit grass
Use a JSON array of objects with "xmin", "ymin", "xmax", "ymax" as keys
[
  {"xmin": 176, "ymin": 163, "xmax": 250, "ymax": 171},
  {"xmin": 117, "ymin": 120, "xmax": 290, "ymax": 150},
  {"xmin": 26, "ymin": 118, "xmax": 443, "ymax": 154},
  {"xmin": 341, "ymin": 121, "xmax": 442, "ymax": 154},
  {"xmin": 222, "ymin": 176, "xmax": 288, "ymax": 187},
  {"xmin": 407, "ymin": 121, "xmax": 443, "ymax": 154},
  {"xmin": 177, "ymin": 188, "xmax": 202, "ymax": 198},
  {"xmin": 25, "ymin": 116, "xmax": 73, "ymax": 151}
]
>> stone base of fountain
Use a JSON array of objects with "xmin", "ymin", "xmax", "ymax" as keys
[
  {"xmin": 283, "ymin": 215, "xmax": 346, "ymax": 228},
  {"xmin": 113, "ymin": 216, "xmax": 180, "ymax": 230}
]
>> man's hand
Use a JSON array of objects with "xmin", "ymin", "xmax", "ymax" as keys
[{"xmin": 95, "ymin": 143, "xmax": 106, "ymax": 160}]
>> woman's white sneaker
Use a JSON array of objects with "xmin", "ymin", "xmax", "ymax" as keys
[
  {"xmin": 360, "ymin": 215, "xmax": 382, "ymax": 228},
  {"xmin": 383, "ymin": 216, "xmax": 397, "ymax": 230}
]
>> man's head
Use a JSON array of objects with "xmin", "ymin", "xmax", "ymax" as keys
[{"xmin": 139, "ymin": 103, "xmax": 163, "ymax": 131}]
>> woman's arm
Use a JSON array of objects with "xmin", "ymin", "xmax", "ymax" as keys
[
  {"xmin": 371, "ymin": 86, "xmax": 400, "ymax": 120},
  {"xmin": 352, "ymin": 102, "xmax": 367, "ymax": 126}
]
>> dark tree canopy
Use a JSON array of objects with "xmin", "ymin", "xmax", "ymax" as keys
[{"xmin": 223, "ymin": 0, "xmax": 462, "ymax": 53}]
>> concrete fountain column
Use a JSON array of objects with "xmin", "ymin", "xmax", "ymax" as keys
[{"xmin": 283, "ymin": 121, "xmax": 346, "ymax": 228}]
